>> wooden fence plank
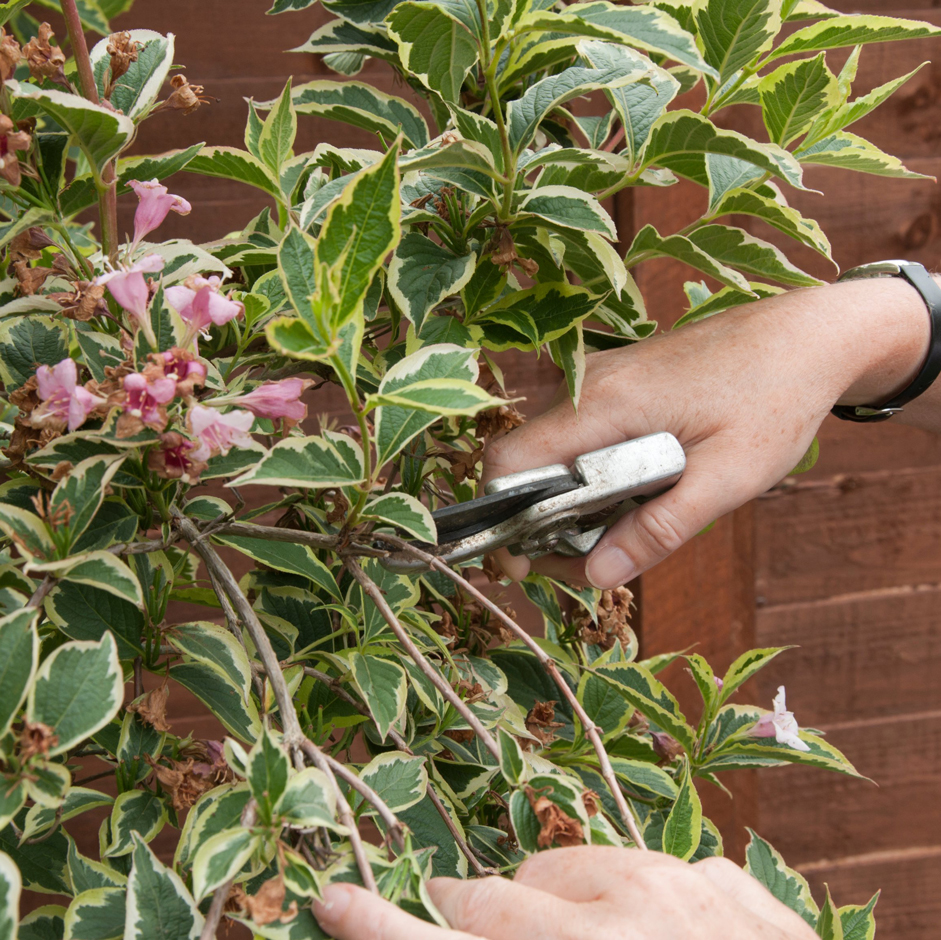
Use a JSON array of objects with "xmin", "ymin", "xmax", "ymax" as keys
[
  {"xmin": 756, "ymin": 585, "xmax": 941, "ymax": 725},
  {"xmin": 755, "ymin": 466, "xmax": 941, "ymax": 605}
]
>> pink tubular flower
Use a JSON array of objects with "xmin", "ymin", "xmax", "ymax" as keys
[
  {"xmin": 128, "ymin": 178, "xmax": 191, "ymax": 250},
  {"xmin": 188, "ymin": 404, "xmax": 254, "ymax": 461},
  {"xmin": 154, "ymin": 348, "xmax": 207, "ymax": 397},
  {"xmin": 227, "ymin": 378, "xmax": 310, "ymax": 422},
  {"xmin": 31, "ymin": 358, "xmax": 105, "ymax": 432},
  {"xmin": 123, "ymin": 371, "xmax": 176, "ymax": 430},
  {"xmin": 752, "ymin": 686, "xmax": 810, "ymax": 752},
  {"xmin": 96, "ymin": 253, "xmax": 165, "ymax": 324},
  {"xmin": 165, "ymin": 275, "xmax": 243, "ymax": 335}
]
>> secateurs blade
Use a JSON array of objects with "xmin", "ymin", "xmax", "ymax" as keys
[{"xmin": 381, "ymin": 431, "xmax": 686, "ymax": 572}]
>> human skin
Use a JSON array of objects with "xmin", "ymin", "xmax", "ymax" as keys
[
  {"xmin": 482, "ymin": 274, "xmax": 941, "ymax": 588},
  {"xmin": 313, "ymin": 845, "xmax": 819, "ymax": 939}
]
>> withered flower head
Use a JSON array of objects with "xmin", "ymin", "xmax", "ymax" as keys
[
  {"xmin": 19, "ymin": 720, "xmax": 58, "ymax": 761},
  {"xmin": 474, "ymin": 364, "xmax": 524, "ymax": 441},
  {"xmin": 0, "ymin": 114, "xmax": 32, "ymax": 188},
  {"xmin": 105, "ymin": 31, "xmax": 139, "ymax": 93},
  {"xmin": 146, "ymin": 431, "xmax": 208, "ymax": 484},
  {"xmin": 525, "ymin": 787, "xmax": 585, "ymax": 849},
  {"xmin": 577, "ymin": 586, "xmax": 635, "ymax": 652},
  {"xmin": 9, "ymin": 226, "xmax": 56, "ymax": 265},
  {"xmin": 13, "ymin": 259, "xmax": 54, "ymax": 296},
  {"xmin": 23, "ymin": 23, "xmax": 66, "ymax": 85},
  {"xmin": 525, "ymin": 700, "xmax": 564, "ymax": 747},
  {"xmin": 651, "ymin": 731, "xmax": 685, "ymax": 763},
  {"xmin": 233, "ymin": 874, "xmax": 298, "ymax": 926},
  {"xmin": 162, "ymin": 74, "xmax": 212, "ymax": 115},
  {"xmin": 0, "ymin": 27, "xmax": 21, "ymax": 82},
  {"xmin": 489, "ymin": 225, "xmax": 539, "ymax": 278},
  {"xmin": 50, "ymin": 281, "xmax": 109, "ymax": 322},
  {"xmin": 126, "ymin": 681, "xmax": 171, "ymax": 733}
]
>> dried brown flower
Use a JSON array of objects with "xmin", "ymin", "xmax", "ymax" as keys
[
  {"xmin": 0, "ymin": 27, "xmax": 21, "ymax": 82},
  {"xmin": 651, "ymin": 731, "xmax": 685, "ymax": 763},
  {"xmin": 19, "ymin": 720, "xmax": 58, "ymax": 760},
  {"xmin": 474, "ymin": 364, "xmax": 524, "ymax": 441},
  {"xmin": 0, "ymin": 114, "xmax": 32, "ymax": 187},
  {"xmin": 23, "ymin": 23, "xmax": 65, "ymax": 85},
  {"xmin": 577, "ymin": 586, "xmax": 635, "ymax": 652},
  {"xmin": 234, "ymin": 874, "xmax": 297, "ymax": 926},
  {"xmin": 525, "ymin": 787, "xmax": 584, "ymax": 849},
  {"xmin": 50, "ymin": 281, "xmax": 108, "ymax": 321},
  {"xmin": 161, "ymin": 74, "xmax": 211, "ymax": 115},
  {"xmin": 582, "ymin": 789, "xmax": 601, "ymax": 818},
  {"xmin": 8, "ymin": 226, "xmax": 55, "ymax": 265},
  {"xmin": 104, "ymin": 31, "xmax": 139, "ymax": 96},
  {"xmin": 440, "ymin": 444, "xmax": 483, "ymax": 484},
  {"xmin": 127, "ymin": 681, "xmax": 172, "ymax": 733},
  {"xmin": 324, "ymin": 487, "xmax": 350, "ymax": 524},
  {"xmin": 525, "ymin": 700, "xmax": 563, "ymax": 747},
  {"xmin": 146, "ymin": 740, "xmax": 233, "ymax": 812},
  {"xmin": 489, "ymin": 226, "xmax": 539, "ymax": 278},
  {"xmin": 13, "ymin": 259, "xmax": 54, "ymax": 296},
  {"xmin": 146, "ymin": 432, "xmax": 208, "ymax": 484}
]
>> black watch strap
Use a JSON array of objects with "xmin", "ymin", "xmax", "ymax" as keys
[{"xmin": 831, "ymin": 260, "xmax": 941, "ymax": 423}]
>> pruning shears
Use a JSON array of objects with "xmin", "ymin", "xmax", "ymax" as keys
[{"xmin": 381, "ymin": 432, "xmax": 686, "ymax": 573}]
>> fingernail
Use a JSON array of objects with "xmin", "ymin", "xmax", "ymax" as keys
[
  {"xmin": 313, "ymin": 885, "xmax": 352, "ymax": 926},
  {"xmin": 586, "ymin": 544, "xmax": 635, "ymax": 589}
]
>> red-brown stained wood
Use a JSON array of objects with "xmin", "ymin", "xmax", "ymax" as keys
[
  {"xmin": 801, "ymin": 849, "xmax": 941, "ymax": 940},
  {"xmin": 754, "ymin": 466, "xmax": 941, "ymax": 605},
  {"xmin": 756, "ymin": 711, "xmax": 941, "ymax": 863},
  {"xmin": 755, "ymin": 584, "xmax": 941, "ymax": 725}
]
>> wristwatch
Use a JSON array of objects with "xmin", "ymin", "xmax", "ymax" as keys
[{"xmin": 831, "ymin": 259, "xmax": 941, "ymax": 422}]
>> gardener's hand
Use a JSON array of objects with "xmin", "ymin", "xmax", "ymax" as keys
[
  {"xmin": 480, "ymin": 276, "xmax": 936, "ymax": 588},
  {"xmin": 313, "ymin": 845, "xmax": 819, "ymax": 939}
]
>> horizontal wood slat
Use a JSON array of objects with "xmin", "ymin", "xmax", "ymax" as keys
[
  {"xmin": 801, "ymin": 849, "xmax": 941, "ymax": 940},
  {"xmin": 755, "ymin": 465, "xmax": 941, "ymax": 605},
  {"xmin": 757, "ymin": 710, "xmax": 941, "ymax": 863},
  {"xmin": 756, "ymin": 584, "xmax": 941, "ymax": 725}
]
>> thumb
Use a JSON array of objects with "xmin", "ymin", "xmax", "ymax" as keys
[{"xmin": 584, "ymin": 467, "xmax": 721, "ymax": 589}]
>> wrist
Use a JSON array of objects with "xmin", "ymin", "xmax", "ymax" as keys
[{"xmin": 802, "ymin": 274, "xmax": 934, "ymax": 408}]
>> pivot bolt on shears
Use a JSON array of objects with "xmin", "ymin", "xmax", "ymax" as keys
[{"xmin": 381, "ymin": 432, "xmax": 686, "ymax": 573}]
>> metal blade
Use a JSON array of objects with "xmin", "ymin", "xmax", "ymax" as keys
[{"xmin": 431, "ymin": 472, "xmax": 578, "ymax": 543}]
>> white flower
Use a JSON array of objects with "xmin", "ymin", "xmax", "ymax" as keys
[{"xmin": 751, "ymin": 686, "xmax": 811, "ymax": 752}]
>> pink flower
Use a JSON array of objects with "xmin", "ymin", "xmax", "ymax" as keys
[
  {"xmin": 165, "ymin": 275, "xmax": 243, "ymax": 335},
  {"xmin": 188, "ymin": 404, "xmax": 254, "ymax": 461},
  {"xmin": 30, "ymin": 358, "xmax": 105, "ymax": 431},
  {"xmin": 147, "ymin": 432, "xmax": 208, "ymax": 484},
  {"xmin": 123, "ymin": 371, "xmax": 176, "ymax": 430},
  {"xmin": 128, "ymin": 178, "xmax": 191, "ymax": 250},
  {"xmin": 154, "ymin": 348, "xmax": 207, "ymax": 397},
  {"xmin": 752, "ymin": 686, "xmax": 810, "ymax": 752},
  {"xmin": 714, "ymin": 676, "xmax": 724, "ymax": 691},
  {"xmin": 227, "ymin": 378, "xmax": 310, "ymax": 422},
  {"xmin": 96, "ymin": 254, "xmax": 165, "ymax": 324}
]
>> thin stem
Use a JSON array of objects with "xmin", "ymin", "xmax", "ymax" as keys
[
  {"xmin": 200, "ymin": 800, "xmax": 257, "ymax": 940},
  {"xmin": 302, "ymin": 666, "xmax": 491, "ymax": 877},
  {"xmin": 476, "ymin": 0, "xmax": 516, "ymax": 219},
  {"xmin": 329, "ymin": 353, "xmax": 373, "ymax": 520},
  {"xmin": 60, "ymin": 0, "xmax": 119, "ymax": 261},
  {"xmin": 176, "ymin": 511, "xmax": 381, "ymax": 895},
  {"xmin": 211, "ymin": 521, "xmax": 338, "ymax": 552},
  {"xmin": 296, "ymin": 738, "xmax": 378, "ymax": 893},
  {"xmin": 345, "ymin": 559, "xmax": 501, "ymax": 763},
  {"xmin": 380, "ymin": 536, "xmax": 647, "ymax": 849},
  {"xmin": 27, "ymin": 576, "xmax": 54, "ymax": 609}
]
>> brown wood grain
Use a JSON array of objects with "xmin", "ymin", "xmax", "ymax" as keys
[
  {"xmin": 755, "ymin": 710, "xmax": 941, "ymax": 863},
  {"xmin": 755, "ymin": 465, "xmax": 941, "ymax": 605},
  {"xmin": 800, "ymin": 848, "xmax": 941, "ymax": 940}
]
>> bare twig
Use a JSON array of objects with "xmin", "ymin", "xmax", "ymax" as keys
[
  {"xmin": 175, "ymin": 512, "xmax": 382, "ymax": 895},
  {"xmin": 27, "ymin": 576, "xmax": 54, "ymax": 609},
  {"xmin": 210, "ymin": 521, "xmax": 339, "ymax": 552},
  {"xmin": 345, "ymin": 559, "xmax": 501, "ymax": 764},
  {"xmin": 200, "ymin": 800, "xmax": 257, "ymax": 940},
  {"xmin": 295, "ymin": 738, "xmax": 378, "ymax": 893},
  {"xmin": 302, "ymin": 666, "xmax": 491, "ymax": 877},
  {"xmin": 379, "ymin": 536, "xmax": 647, "ymax": 849}
]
